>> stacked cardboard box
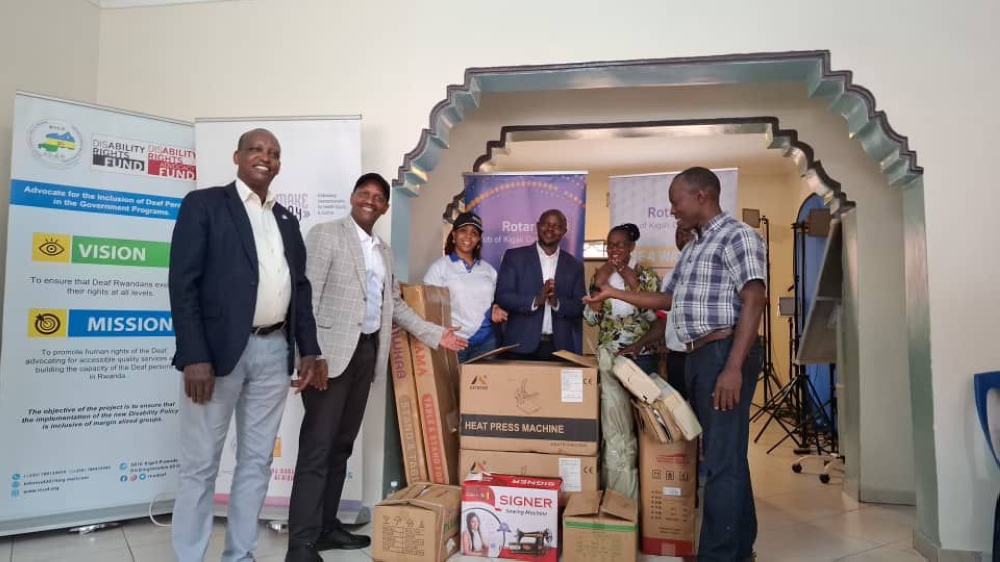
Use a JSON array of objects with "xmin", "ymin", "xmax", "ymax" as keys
[
  {"xmin": 389, "ymin": 284, "xmax": 462, "ymax": 485},
  {"xmin": 562, "ymin": 490, "xmax": 639, "ymax": 562},
  {"xmin": 372, "ymin": 483, "xmax": 461, "ymax": 562},
  {"xmin": 458, "ymin": 449, "xmax": 598, "ymax": 506},
  {"xmin": 609, "ymin": 355, "xmax": 700, "ymax": 555},
  {"xmin": 458, "ymin": 351, "xmax": 601, "ymax": 503},
  {"xmin": 637, "ymin": 420, "xmax": 698, "ymax": 556},
  {"xmin": 461, "ymin": 472, "xmax": 562, "ymax": 561}
]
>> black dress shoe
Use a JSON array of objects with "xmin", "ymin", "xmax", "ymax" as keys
[
  {"xmin": 316, "ymin": 524, "xmax": 371, "ymax": 551},
  {"xmin": 285, "ymin": 544, "xmax": 323, "ymax": 562}
]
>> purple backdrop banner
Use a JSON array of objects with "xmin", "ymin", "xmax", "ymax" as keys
[{"xmin": 463, "ymin": 172, "xmax": 587, "ymax": 270}]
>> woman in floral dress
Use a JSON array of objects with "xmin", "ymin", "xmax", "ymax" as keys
[{"xmin": 584, "ymin": 223, "xmax": 662, "ymax": 374}]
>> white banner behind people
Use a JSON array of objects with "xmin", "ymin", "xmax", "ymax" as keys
[
  {"xmin": 0, "ymin": 92, "xmax": 195, "ymax": 535},
  {"xmin": 609, "ymin": 169, "xmax": 738, "ymax": 277},
  {"xmin": 193, "ymin": 117, "xmax": 363, "ymax": 522}
]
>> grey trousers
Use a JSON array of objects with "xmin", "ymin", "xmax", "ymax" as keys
[{"xmin": 172, "ymin": 332, "xmax": 289, "ymax": 562}]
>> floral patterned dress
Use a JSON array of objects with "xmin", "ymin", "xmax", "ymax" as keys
[{"xmin": 583, "ymin": 264, "xmax": 662, "ymax": 355}]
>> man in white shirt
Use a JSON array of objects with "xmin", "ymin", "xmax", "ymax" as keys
[
  {"xmin": 169, "ymin": 129, "xmax": 321, "ymax": 562},
  {"xmin": 285, "ymin": 173, "xmax": 467, "ymax": 562},
  {"xmin": 495, "ymin": 209, "xmax": 586, "ymax": 359}
]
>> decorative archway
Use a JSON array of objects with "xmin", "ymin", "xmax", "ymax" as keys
[
  {"xmin": 439, "ymin": 116, "xmax": 854, "ymax": 223},
  {"xmin": 387, "ymin": 50, "xmax": 938, "ymax": 555},
  {"xmin": 393, "ymin": 51, "xmax": 920, "ymax": 196}
]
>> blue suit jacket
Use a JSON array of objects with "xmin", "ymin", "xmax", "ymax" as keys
[
  {"xmin": 168, "ymin": 182, "xmax": 321, "ymax": 377},
  {"xmin": 494, "ymin": 244, "xmax": 585, "ymax": 354}
]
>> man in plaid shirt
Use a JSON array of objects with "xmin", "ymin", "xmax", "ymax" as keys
[{"xmin": 587, "ymin": 167, "xmax": 766, "ymax": 562}]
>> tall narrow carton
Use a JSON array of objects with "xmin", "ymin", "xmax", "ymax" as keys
[
  {"xmin": 389, "ymin": 323, "xmax": 428, "ymax": 485},
  {"xmin": 401, "ymin": 284, "xmax": 461, "ymax": 484}
]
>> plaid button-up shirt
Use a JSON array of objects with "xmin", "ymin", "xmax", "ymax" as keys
[{"xmin": 663, "ymin": 213, "xmax": 767, "ymax": 344}]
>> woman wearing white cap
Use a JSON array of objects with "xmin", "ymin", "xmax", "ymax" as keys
[{"xmin": 423, "ymin": 211, "xmax": 507, "ymax": 361}]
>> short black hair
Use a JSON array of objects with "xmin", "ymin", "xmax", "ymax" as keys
[
  {"xmin": 610, "ymin": 223, "xmax": 640, "ymax": 243},
  {"xmin": 538, "ymin": 209, "xmax": 566, "ymax": 226},
  {"xmin": 676, "ymin": 166, "xmax": 721, "ymax": 199},
  {"xmin": 354, "ymin": 172, "xmax": 390, "ymax": 202},
  {"xmin": 236, "ymin": 128, "xmax": 277, "ymax": 151}
]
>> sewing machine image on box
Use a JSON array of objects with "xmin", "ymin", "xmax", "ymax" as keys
[{"xmin": 509, "ymin": 528, "xmax": 553, "ymax": 555}]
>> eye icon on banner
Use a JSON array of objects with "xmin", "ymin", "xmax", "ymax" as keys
[
  {"xmin": 32, "ymin": 233, "xmax": 71, "ymax": 262},
  {"xmin": 28, "ymin": 309, "xmax": 68, "ymax": 338}
]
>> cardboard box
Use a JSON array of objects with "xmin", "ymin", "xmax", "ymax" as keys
[
  {"xmin": 458, "ymin": 449, "xmax": 598, "ymax": 504},
  {"xmin": 638, "ymin": 431, "xmax": 698, "ymax": 556},
  {"xmin": 460, "ymin": 351, "xmax": 599, "ymax": 455},
  {"xmin": 372, "ymin": 483, "xmax": 461, "ymax": 562},
  {"xmin": 461, "ymin": 472, "xmax": 561, "ymax": 561},
  {"xmin": 563, "ymin": 490, "xmax": 639, "ymax": 562},
  {"xmin": 401, "ymin": 284, "xmax": 461, "ymax": 484},
  {"xmin": 389, "ymin": 323, "xmax": 429, "ymax": 485},
  {"xmin": 618, "ymin": 356, "xmax": 702, "ymax": 442}
]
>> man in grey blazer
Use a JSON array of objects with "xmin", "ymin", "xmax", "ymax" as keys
[{"xmin": 285, "ymin": 173, "xmax": 467, "ymax": 562}]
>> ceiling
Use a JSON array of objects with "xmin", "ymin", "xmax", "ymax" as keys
[
  {"xmin": 88, "ymin": 0, "xmax": 230, "ymax": 8},
  {"xmin": 486, "ymin": 131, "xmax": 797, "ymax": 175}
]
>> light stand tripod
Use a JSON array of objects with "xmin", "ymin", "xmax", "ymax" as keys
[
  {"xmin": 751, "ymin": 221, "xmax": 837, "ymax": 455},
  {"xmin": 740, "ymin": 211, "xmax": 782, "ymax": 414}
]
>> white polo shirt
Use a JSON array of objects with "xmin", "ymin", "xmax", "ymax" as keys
[{"xmin": 422, "ymin": 253, "xmax": 497, "ymax": 342}]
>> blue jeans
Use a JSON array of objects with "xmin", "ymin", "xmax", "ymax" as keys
[
  {"xmin": 173, "ymin": 332, "xmax": 289, "ymax": 562},
  {"xmin": 632, "ymin": 353, "xmax": 660, "ymax": 376},
  {"xmin": 458, "ymin": 333, "xmax": 497, "ymax": 363},
  {"xmin": 685, "ymin": 337, "xmax": 762, "ymax": 562}
]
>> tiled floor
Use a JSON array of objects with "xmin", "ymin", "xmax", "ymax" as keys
[{"xmin": 0, "ymin": 420, "xmax": 923, "ymax": 561}]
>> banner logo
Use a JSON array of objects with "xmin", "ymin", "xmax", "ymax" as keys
[
  {"xmin": 147, "ymin": 143, "xmax": 196, "ymax": 180},
  {"xmin": 276, "ymin": 192, "xmax": 310, "ymax": 221},
  {"xmin": 27, "ymin": 309, "xmax": 172, "ymax": 338},
  {"xmin": 28, "ymin": 309, "xmax": 68, "ymax": 338},
  {"xmin": 469, "ymin": 374, "xmax": 489, "ymax": 389},
  {"xmin": 28, "ymin": 121, "xmax": 83, "ymax": 167},
  {"xmin": 92, "ymin": 135, "xmax": 147, "ymax": 174},
  {"xmin": 32, "ymin": 233, "xmax": 71, "ymax": 262},
  {"xmin": 32, "ymin": 233, "xmax": 169, "ymax": 267},
  {"xmin": 90, "ymin": 134, "xmax": 196, "ymax": 181}
]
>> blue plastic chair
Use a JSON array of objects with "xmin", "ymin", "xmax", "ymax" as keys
[{"xmin": 973, "ymin": 371, "xmax": 1000, "ymax": 560}]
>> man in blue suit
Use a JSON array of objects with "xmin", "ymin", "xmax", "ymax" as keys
[
  {"xmin": 495, "ymin": 209, "xmax": 585, "ymax": 358},
  {"xmin": 168, "ymin": 128, "xmax": 321, "ymax": 562}
]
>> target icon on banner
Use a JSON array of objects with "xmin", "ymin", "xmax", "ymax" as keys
[
  {"xmin": 34, "ymin": 313, "xmax": 61, "ymax": 335},
  {"xmin": 28, "ymin": 309, "xmax": 67, "ymax": 338}
]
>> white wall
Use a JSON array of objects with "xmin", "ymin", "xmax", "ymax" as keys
[
  {"xmin": 855, "ymin": 176, "xmax": 913, "ymax": 503},
  {"xmin": 79, "ymin": 0, "xmax": 1000, "ymax": 553},
  {"xmin": 0, "ymin": 0, "xmax": 102, "ymax": 346}
]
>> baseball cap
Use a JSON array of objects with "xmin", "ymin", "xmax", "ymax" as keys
[{"xmin": 453, "ymin": 211, "xmax": 483, "ymax": 232}]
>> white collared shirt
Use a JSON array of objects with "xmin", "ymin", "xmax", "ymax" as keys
[
  {"xmin": 353, "ymin": 219, "xmax": 386, "ymax": 334},
  {"xmin": 535, "ymin": 242, "xmax": 561, "ymax": 335},
  {"xmin": 664, "ymin": 309, "xmax": 686, "ymax": 353},
  {"xmin": 235, "ymin": 179, "xmax": 291, "ymax": 328},
  {"xmin": 422, "ymin": 253, "xmax": 497, "ymax": 341}
]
